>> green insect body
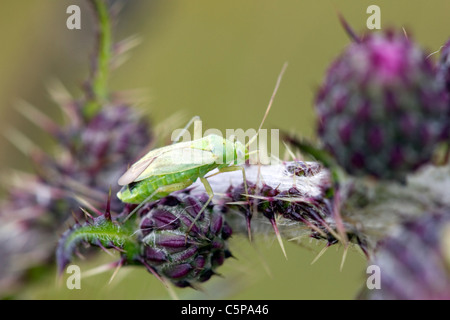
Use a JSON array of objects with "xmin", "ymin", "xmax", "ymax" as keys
[{"xmin": 117, "ymin": 134, "xmax": 248, "ymax": 204}]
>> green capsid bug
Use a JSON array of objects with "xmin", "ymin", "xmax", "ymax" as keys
[
  {"xmin": 117, "ymin": 133, "xmax": 250, "ymax": 225},
  {"xmin": 117, "ymin": 62, "xmax": 288, "ymax": 225},
  {"xmin": 117, "ymin": 134, "xmax": 248, "ymax": 204}
]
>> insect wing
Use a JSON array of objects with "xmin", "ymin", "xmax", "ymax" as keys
[
  {"xmin": 118, "ymin": 141, "xmax": 191, "ymax": 186},
  {"xmin": 118, "ymin": 140, "xmax": 218, "ymax": 185},
  {"xmin": 134, "ymin": 146, "xmax": 218, "ymax": 182}
]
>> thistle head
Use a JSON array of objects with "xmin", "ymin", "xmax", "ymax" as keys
[
  {"xmin": 316, "ymin": 29, "xmax": 449, "ymax": 181},
  {"xmin": 137, "ymin": 192, "xmax": 232, "ymax": 288}
]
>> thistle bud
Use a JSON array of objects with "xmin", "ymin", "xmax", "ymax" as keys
[{"xmin": 138, "ymin": 193, "xmax": 232, "ymax": 288}]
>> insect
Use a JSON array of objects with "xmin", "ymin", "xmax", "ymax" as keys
[
  {"xmin": 117, "ymin": 134, "xmax": 248, "ymax": 203},
  {"xmin": 117, "ymin": 63, "xmax": 288, "ymax": 225}
]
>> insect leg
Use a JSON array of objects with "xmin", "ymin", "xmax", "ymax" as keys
[
  {"xmin": 185, "ymin": 177, "xmax": 214, "ymax": 235},
  {"xmin": 207, "ymin": 165, "xmax": 252, "ymax": 240},
  {"xmin": 122, "ymin": 180, "xmax": 194, "ymax": 223},
  {"xmin": 206, "ymin": 165, "xmax": 248, "ymax": 196}
]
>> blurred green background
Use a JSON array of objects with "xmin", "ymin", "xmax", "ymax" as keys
[{"xmin": 1, "ymin": 0, "xmax": 449, "ymax": 299}]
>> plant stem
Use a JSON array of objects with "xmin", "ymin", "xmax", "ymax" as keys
[
  {"xmin": 190, "ymin": 161, "xmax": 450, "ymax": 254},
  {"xmin": 57, "ymin": 215, "xmax": 140, "ymax": 273},
  {"xmin": 84, "ymin": 0, "xmax": 112, "ymax": 119}
]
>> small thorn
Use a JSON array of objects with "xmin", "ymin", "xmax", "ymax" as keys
[
  {"xmin": 251, "ymin": 240, "xmax": 273, "ymax": 278},
  {"xmin": 108, "ymin": 242, "xmax": 125, "ymax": 253},
  {"xmin": 212, "ymin": 271, "xmax": 224, "ymax": 278},
  {"xmin": 96, "ymin": 241, "xmax": 115, "ymax": 257},
  {"xmin": 402, "ymin": 27, "xmax": 408, "ymax": 39},
  {"xmin": 357, "ymin": 238, "xmax": 371, "ymax": 260},
  {"xmin": 75, "ymin": 249, "xmax": 86, "ymax": 261},
  {"xmin": 337, "ymin": 12, "xmax": 361, "ymax": 43},
  {"xmin": 332, "ymin": 191, "xmax": 348, "ymax": 246},
  {"xmin": 71, "ymin": 211, "xmax": 80, "ymax": 225},
  {"xmin": 225, "ymin": 201, "xmax": 250, "ymax": 206},
  {"xmin": 311, "ymin": 244, "xmax": 330, "ymax": 265},
  {"xmin": 80, "ymin": 207, "xmax": 94, "ymax": 221},
  {"xmin": 316, "ymin": 217, "xmax": 343, "ymax": 245},
  {"xmin": 187, "ymin": 282, "xmax": 203, "ymax": 291},
  {"xmin": 297, "ymin": 216, "xmax": 327, "ymax": 239},
  {"xmin": 165, "ymin": 281, "xmax": 180, "ymax": 301},
  {"xmin": 113, "ymin": 35, "xmax": 142, "ymax": 56},
  {"xmin": 16, "ymin": 100, "xmax": 60, "ymax": 136},
  {"xmin": 75, "ymin": 196, "xmax": 103, "ymax": 216},
  {"xmin": 108, "ymin": 259, "xmax": 125, "ymax": 284},
  {"xmin": 140, "ymin": 259, "xmax": 167, "ymax": 288},
  {"xmin": 282, "ymin": 141, "xmax": 298, "ymax": 161},
  {"xmin": 242, "ymin": 194, "xmax": 270, "ymax": 201},
  {"xmin": 227, "ymin": 253, "xmax": 237, "ymax": 260},
  {"xmin": 246, "ymin": 215, "xmax": 252, "ymax": 242},
  {"xmin": 3, "ymin": 126, "xmax": 39, "ymax": 156},
  {"xmin": 104, "ymin": 188, "xmax": 112, "ymax": 220},
  {"xmin": 270, "ymin": 218, "xmax": 288, "ymax": 260},
  {"xmin": 83, "ymin": 261, "xmax": 119, "ymax": 278},
  {"xmin": 46, "ymin": 78, "xmax": 73, "ymax": 106},
  {"xmin": 340, "ymin": 245, "xmax": 349, "ymax": 272}
]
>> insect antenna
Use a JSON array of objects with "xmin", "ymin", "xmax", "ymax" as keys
[
  {"xmin": 245, "ymin": 62, "xmax": 288, "ymax": 151},
  {"xmin": 240, "ymin": 63, "xmax": 288, "ymax": 240},
  {"xmin": 122, "ymin": 190, "xmax": 157, "ymax": 223},
  {"xmin": 172, "ymin": 115, "xmax": 201, "ymax": 144}
]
